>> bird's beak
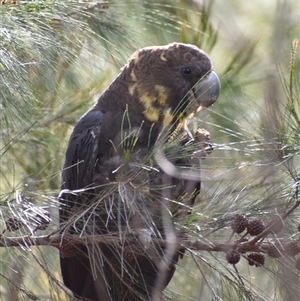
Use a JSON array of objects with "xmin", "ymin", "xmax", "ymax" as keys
[{"xmin": 194, "ymin": 70, "xmax": 220, "ymax": 110}]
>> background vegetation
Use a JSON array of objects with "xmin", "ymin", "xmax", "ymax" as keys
[{"xmin": 0, "ymin": 0, "xmax": 299, "ymax": 300}]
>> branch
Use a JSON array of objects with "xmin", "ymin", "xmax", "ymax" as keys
[{"xmin": 0, "ymin": 232, "xmax": 283, "ymax": 255}]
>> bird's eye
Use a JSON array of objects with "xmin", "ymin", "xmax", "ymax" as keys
[{"xmin": 181, "ymin": 67, "xmax": 191, "ymax": 75}]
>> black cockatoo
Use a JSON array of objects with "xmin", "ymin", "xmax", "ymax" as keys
[{"xmin": 59, "ymin": 43, "xmax": 220, "ymax": 301}]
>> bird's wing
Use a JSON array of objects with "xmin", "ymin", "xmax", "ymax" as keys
[
  {"xmin": 59, "ymin": 108, "xmax": 163, "ymax": 301},
  {"xmin": 61, "ymin": 109, "xmax": 104, "ymax": 192},
  {"xmin": 59, "ymin": 108, "xmax": 113, "ymax": 300}
]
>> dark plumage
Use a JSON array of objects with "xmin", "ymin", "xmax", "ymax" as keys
[{"xmin": 59, "ymin": 42, "xmax": 220, "ymax": 301}]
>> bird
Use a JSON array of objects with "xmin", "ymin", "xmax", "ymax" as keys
[{"xmin": 59, "ymin": 42, "xmax": 220, "ymax": 301}]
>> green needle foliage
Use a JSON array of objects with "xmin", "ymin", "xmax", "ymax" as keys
[{"xmin": 0, "ymin": 0, "xmax": 299, "ymax": 300}]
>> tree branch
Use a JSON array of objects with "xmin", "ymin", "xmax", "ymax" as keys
[{"xmin": 0, "ymin": 232, "xmax": 281, "ymax": 255}]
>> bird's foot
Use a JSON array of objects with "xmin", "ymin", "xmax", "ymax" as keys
[{"xmin": 192, "ymin": 128, "xmax": 213, "ymax": 159}]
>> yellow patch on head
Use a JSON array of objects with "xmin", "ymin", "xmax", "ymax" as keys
[
  {"xmin": 137, "ymin": 84, "xmax": 169, "ymax": 123},
  {"xmin": 154, "ymin": 85, "xmax": 169, "ymax": 106},
  {"xmin": 138, "ymin": 89, "xmax": 159, "ymax": 121},
  {"xmin": 139, "ymin": 92, "xmax": 156, "ymax": 108},
  {"xmin": 160, "ymin": 52, "xmax": 168, "ymax": 62},
  {"xmin": 143, "ymin": 107, "xmax": 160, "ymax": 122}
]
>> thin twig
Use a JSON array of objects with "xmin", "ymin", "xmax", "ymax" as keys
[{"xmin": 190, "ymin": 251, "xmax": 223, "ymax": 301}]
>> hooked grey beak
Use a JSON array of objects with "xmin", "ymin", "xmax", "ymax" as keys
[{"xmin": 195, "ymin": 70, "xmax": 220, "ymax": 111}]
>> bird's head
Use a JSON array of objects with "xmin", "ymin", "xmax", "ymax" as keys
[{"xmin": 122, "ymin": 42, "xmax": 220, "ymax": 124}]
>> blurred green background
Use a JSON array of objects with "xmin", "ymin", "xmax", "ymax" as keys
[{"xmin": 0, "ymin": 0, "xmax": 299, "ymax": 300}]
